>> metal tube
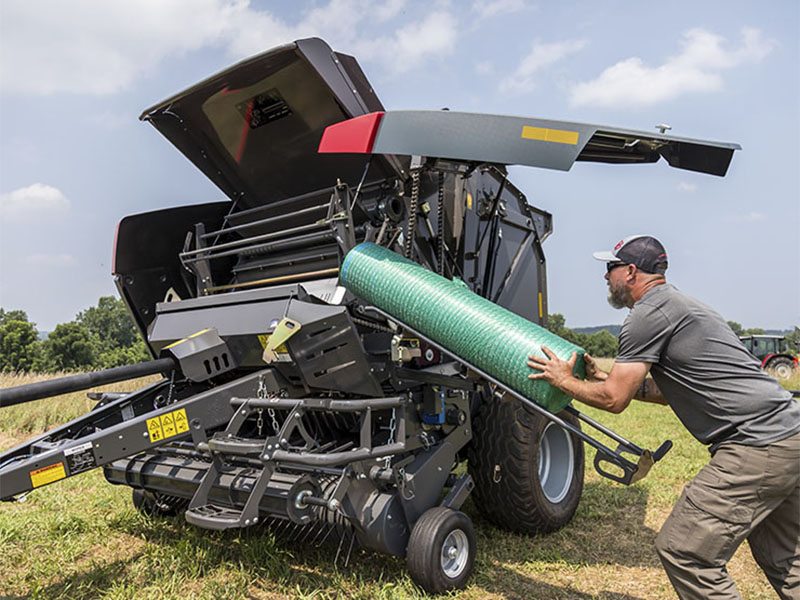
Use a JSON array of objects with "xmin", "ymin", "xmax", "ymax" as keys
[
  {"xmin": 271, "ymin": 442, "xmax": 406, "ymax": 467},
  {"xmin": 230, "ymin": 396, "xmax": 406, "ymax": 411},
  {"xmin": 204, "ymin": 268, "xmax": 339, "ymax": 293},
  {"xmin": 0, "ymin": 357, "xmax": 175, "ymax": 408},
  {"xmin": 201, "ymin": 203, "xmax": 329, "ymax": 240},
  {"xmin": 180, "ymin": 221, "xmax": 327, "ymax": 260}
]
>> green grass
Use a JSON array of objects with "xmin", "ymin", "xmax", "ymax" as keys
[{"xmin": 1, "ymin": 368, "xmax": 792, "ymax": 599}]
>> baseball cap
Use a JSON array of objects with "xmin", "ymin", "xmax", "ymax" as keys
[{"xmin": 593, "ymin": 235, "xmax": 669, "ymax": 274}]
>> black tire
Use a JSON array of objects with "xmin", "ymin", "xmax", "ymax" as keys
[
  {"xmin": 766, "ymin": 356, "xmax": 796, "ymax": 380},
  {"xmin": 406, "ymin": 507, "xmax": 476, "ymax": 594},
  {"xmin": 132, "ymin": 488, "xmax": 187, "ymax": 517},
  {"xmin": 468, "ymin": 393, "xmax": 584, "ymax": 534}
]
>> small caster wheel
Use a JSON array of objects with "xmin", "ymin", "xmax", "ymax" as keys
[
  {"xmin": 406, "ymin": 507, "xmax": 475, "ymax": 594},
  {"xmin": 132, "ymin": 488, "xmax": 186, "ymax": 517}
]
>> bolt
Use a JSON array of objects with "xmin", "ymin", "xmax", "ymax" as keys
[
  {"xmin": 142, "ymin": 432, "xmax": 149, "ymax": 438},
  {"xmin": 245, "ymin": 519, "xmax": 250, "ymax": 525},
  {"xmin": 267, "ymin": 445, "xmax": 273, "ymax": 450},
  {"xmin": 253, "ymin": 517, "xmax": 259, "ymax": 523},
  {"xmin": 447, "ymin": 546, "xmax": 458, "ymax": 559},
  {"xmin": 263, "ymin": 454, "xmax": 269, "ymax": 459}
]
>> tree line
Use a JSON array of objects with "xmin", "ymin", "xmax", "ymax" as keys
[
  {"xmin": 544, "ymin": 313, "xmax": 620, "ymax": 358},
  {"xmin": 0, "ymin": 298, "xmax": 149, "ymax": 373},
  {"xmin": 1, "ymin": 298, "xmax": 795, "ymax": 373}
]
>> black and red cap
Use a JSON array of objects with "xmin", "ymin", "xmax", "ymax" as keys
[{"xmin": 593, "ymin": 235, "xmax": 668, "ymax": 274}]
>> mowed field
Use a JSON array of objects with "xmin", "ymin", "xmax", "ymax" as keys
[{"xmin": 1, "ymin": 365, "xmax": 797, "ymax": 599}]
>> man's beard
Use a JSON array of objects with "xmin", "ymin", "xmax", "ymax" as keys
[{"xmin": 607, "ymin": 280, "xmax": 633, "ymax": 309}]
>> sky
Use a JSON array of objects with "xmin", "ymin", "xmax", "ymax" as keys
[{"xmin": 0, "ymin": 0, "xmax": 798, "ymax": 332}]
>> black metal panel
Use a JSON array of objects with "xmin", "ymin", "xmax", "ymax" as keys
[
  {"xmin": 286, "ymin": 301, "xmax": 383, "ymax": 397},
  {"xmin": 114, "ymin": 201, "xmax": 231, "ymax": 346},
  {"xmin": 140, "ymin": 38, "xmax": 401, "ymax": 209}
]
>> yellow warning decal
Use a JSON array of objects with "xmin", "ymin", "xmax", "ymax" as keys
[
  {"xmin": 521, "ymin": 126, "xmax": 579, "ymax": 145},
  {"xmin": 30, "ymin": 462, "xmax": 66, "ymax": 488},
  {"xmin": 147, "ymin": 408, "xmax": 189, "ymax": 443},
  {"xmin": 466, "ymin": 192, "xmax": 473, "ymax": 210}
]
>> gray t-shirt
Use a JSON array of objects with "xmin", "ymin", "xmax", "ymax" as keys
[{"xmin": 616, "ymin": 283, "xmax": 800, "ymax": 450}]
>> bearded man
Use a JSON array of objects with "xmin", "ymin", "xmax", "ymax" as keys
[{"xmin": 527, "ymin": 235, "xmax": 800, "ymax": 600}]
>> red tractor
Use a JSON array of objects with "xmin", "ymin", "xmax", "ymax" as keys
[{"xmin": 740, "ymin": 335, "xmax": 798, "ymax": 380}]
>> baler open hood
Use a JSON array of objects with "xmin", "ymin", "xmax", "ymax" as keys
[{"xmin": 141, "ymin": 38, "xmax": 404, "ymax": 210}]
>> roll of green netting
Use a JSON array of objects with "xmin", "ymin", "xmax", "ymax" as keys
[{"xmin": 340, "ymin": 242, "xmax": 585, "ymax": 413}]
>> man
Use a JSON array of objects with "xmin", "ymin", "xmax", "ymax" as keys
[{"xmin": 527, "ymin": 234, "xmax": 800, "ymax": 600}]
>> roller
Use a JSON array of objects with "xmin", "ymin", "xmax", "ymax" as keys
[{"xmin": 340, "ymin": 242, "xmax": 585, "ymax": 412}]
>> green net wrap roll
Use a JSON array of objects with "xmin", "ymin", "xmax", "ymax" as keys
[{"xmin": 340, "ymin": 242, "xmax": 585, "ymax": 413}]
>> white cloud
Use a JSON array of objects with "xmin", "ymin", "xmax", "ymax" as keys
[
  {"xmin": 0, "ymin": 0, "xmax": 448, "ymax": 95},
  {"xmin": 472, "ymin": 0, "xmax": 528, "ymax": 19},
  {"xmin": 25, "ymin": 254, "xmax": 78, "ymax": 267},
  {"xmin": 349, "ymin": 11, "xmax": 458, "ymax": 74},
  {"xmin": 729, "ymin": 211, "xmax": 767, "ymax": 223},
  {"xmin": 570, "ymin": 27, "xmax": 775, "ymax": 108},
  {"xmin": 0, "ymin": 183, "xmax": 70, "ymax": 222},
  {"xmin": 677, "ymin": 182, "xmax": 697, "ymax": 193},
  {"xmin": 500, "ymin": 39, "xmax": 587, "ymax": 93}
]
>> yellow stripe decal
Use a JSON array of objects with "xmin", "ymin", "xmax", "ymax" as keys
[
  {"xmin": 521, "ymin": 126, "xmax": 579, "ymax": 145},
  {"xmin": 164, "ymin": 329, "xmax": 211, "ymax": 350},
  {"xmin": 538, "ymin": 292, "xmax": 544, "ymax": 319}
]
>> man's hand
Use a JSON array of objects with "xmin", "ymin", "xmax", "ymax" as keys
[
  {"xmin": 527, "ymin": 346, "xmax": 577, "ymax": 389},
  {"xmin": 584, "ymin": 354, "xmax": 608, "ymax": 382}
]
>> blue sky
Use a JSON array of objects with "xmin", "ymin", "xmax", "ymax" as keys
[{"xmin": 0, "ymin": 0, "xmax": 797, "ymax": 331}]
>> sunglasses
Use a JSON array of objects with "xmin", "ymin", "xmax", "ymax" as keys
[{"xmin": 606, "ymin": 262, "xmax": 628, "ymax": 273}]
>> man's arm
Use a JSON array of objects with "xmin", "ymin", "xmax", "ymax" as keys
[{"xmin": 527, "ymin": 348, "xmax": 666, "ymax": 414}]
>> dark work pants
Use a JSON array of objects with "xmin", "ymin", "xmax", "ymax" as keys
[{"xmin": 655, "ymin": 431, "xmax": 800, "ymax": 600}]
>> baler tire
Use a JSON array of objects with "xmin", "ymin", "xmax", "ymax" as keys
[
  {"xmin": 406, "ymin": 507, "xmax": 475, "ymax": 594},
  {"xmin": 766, "ymin": 356, "xmax": 795, "ymax": 380},
  {"xmin": 468, "ymin": 393, "xmax": 584, "ymax": 535},
  {"xmin": 132, "ymin": 488, "xmax": 186, "ymax": 518}
]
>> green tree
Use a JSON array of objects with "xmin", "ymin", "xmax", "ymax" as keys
[
  {"xmin": 0, "ymin": 308, "xmax": 30, "ymax": 325},
  {"xmin": 0, "ymin": 318, "xmax": 39, "ymax": 371},
  {"xmin": 43, "ymin": 322, "xmax": 97, "ymax": 371},
  {"xmin": 583, "ymin": 330, "xmax": 619, "ymax": 358},
  {"xmin": 727, "ymin": 321, "xmax": 744, "ymax": 336},
  {"xmin": 77, "ymin": 296, "xmax": 140, "ymax": 351},
  {"xmin": 97, "ymin": 340, "xmax": 150, "ymax": 368}
]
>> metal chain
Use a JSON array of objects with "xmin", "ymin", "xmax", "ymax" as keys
[
  {"xmin": 268, "ymin": 407, "xmax": 280, "ymax": 434},
  {"xmin": 258, "ymin": 374, "xmax": 282, "ymax": 434},
  {"xmin": 256, "ymin": 409, "xmax": 264, "ymax": 436},
  {"xmin": 165, "ymin": 371, "xmax": 176, "ymax": 405},
  {"xmin": 437, "ymin": 171, "xmax": 445, "ymax": 275},
  {"xmin": 404, "ymin": 170, "xmax": 420, "ymax": 259}
]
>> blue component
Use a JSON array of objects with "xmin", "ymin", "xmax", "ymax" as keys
[{"xmin": 422, "ymin": 393, "xmax": 446, "ymax": 425}]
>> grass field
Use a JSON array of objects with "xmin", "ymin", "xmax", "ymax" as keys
[{"xmin": 1, "ymin": 366, "xmax": 797, "ymax": 599}]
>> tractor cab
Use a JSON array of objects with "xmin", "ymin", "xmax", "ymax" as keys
[{"xmin": 740, "ymin": 334, "xmax": 798, "ymax": 379}]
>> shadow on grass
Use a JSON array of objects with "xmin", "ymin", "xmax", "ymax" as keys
[{"xmin": 22, "ymin": 478, "xmax": 659, "ymax": 599}]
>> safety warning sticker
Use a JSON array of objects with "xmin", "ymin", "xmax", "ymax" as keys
[
  {"xmin": 146, "ymin": 408, "xmax": 189, "ymax": 443},
  {"xmin": 64, "ymin": 441, "xmax": 97, "ymax": 475},
  {"xmin": 30, "ymin": 462, "xmax": 67, "ymax": 488}
]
